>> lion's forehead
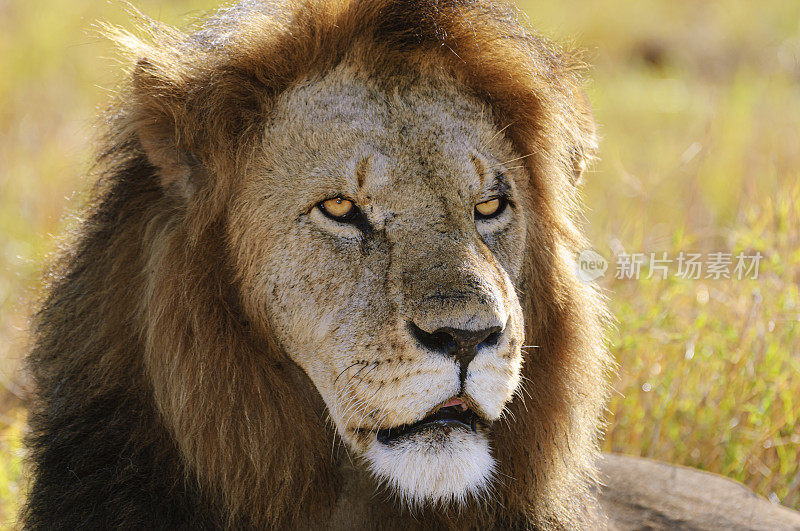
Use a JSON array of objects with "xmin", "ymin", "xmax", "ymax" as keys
[
  {"xmin": 269, "ymin": 62, "xmax": 491, "ymax": 138},
  {"xmin": 260, "ymin": 62, "xmax": 518, "ymax": 206}
]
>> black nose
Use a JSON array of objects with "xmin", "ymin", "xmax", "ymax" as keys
[{"xmin": 408, "ymin": 322, "xmax": 503, "ymax": 382}]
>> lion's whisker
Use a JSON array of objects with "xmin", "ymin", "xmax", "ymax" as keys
[
  {"xmin": 497, "ymin": 151, "xmax": 537, "ymax": 166},
  {"xmin": 371, "ymin": 396, "xmax": 395, "ymax": 433},
  {"xmin": 336, "ymin": 386, "xmax": 363, "ymax": 419},
  {"xmin": 480, "ymin": 120, "xmax": 515, "ymax": 150},
  {"xmin": 334, "ymin": 360, "xmax": 367, "ymax": 385},
  {"xmin": 342, "ymin": 397, "xmax": 372, "ymax": 430}
]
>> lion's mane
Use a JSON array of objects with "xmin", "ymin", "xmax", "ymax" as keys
[{"xmin": 24, "ymin": 0, "xmax": 610, "ymax": 528}]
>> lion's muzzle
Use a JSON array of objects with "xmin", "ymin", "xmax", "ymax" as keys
[{"xmin": 407, "ymin": 321, "xmax": 504, "ymax": 386}]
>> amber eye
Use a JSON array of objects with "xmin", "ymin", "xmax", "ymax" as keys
[
  {"xmin": 475, "ymin": 197, "xmax": 507, "ymax": 219},
  {"xmin": 318, "ymin": 197, "xmax": 359, "ymax": 222}
]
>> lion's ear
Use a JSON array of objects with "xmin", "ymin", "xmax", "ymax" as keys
[
  {"xmin": 570, "ymin": 145, "xmax": 590, "ymax": 185},
  {"xmin": 131, "ymin": 57, "xmax": 206, "ymax": 199},
  {"xmin": 137, "ymin": 125, "xmax": 206, "ymax": 200},
  {"xmin": 569, "ymin": 87, "xmax": 598, "ymax": 186}
]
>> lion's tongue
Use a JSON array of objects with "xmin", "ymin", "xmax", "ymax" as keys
[{"xmin": 440, "ymin": 397, "xmax": 468, "ymax": 411}]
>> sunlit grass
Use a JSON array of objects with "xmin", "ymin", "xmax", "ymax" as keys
[
  {"xmin": 1, "ymin": 0, "xmax": 798, "ymax": 523},
  {"xmin": 602, "ymin": 178, "xmax": 800, "ymax": 507}
]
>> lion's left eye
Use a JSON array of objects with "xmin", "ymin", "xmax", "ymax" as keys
[
  {"xmin": 318, "ymin": 197, "xmax": 360, "ymax": 222},
  {"xmin": 475, "ymin": 197, "xmax": 507, "ymax": 220}
]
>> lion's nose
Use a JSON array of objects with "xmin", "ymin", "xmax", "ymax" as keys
[{"xmin": 408, "ymin": 322, "xmax": 503, "ymax": 382}]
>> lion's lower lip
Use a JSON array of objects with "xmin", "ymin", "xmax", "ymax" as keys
[{"xmin": 376, "ymin": 406, "xmax": 478, "ymax": 445}]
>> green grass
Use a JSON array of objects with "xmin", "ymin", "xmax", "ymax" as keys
[{"xmin": 1, "ymin": 0, "xmax": 799, "ymax": 525}]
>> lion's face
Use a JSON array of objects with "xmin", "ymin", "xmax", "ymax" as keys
[{"xmin": 229, "ymin": 63, "xmax": 527, "ymax": 506}]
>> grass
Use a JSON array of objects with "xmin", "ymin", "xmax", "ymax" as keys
[{"xmin": 1, "ymin": 0, "xmax": 798, "ymax": 526}]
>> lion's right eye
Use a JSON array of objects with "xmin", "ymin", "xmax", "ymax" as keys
[
  {"xmin": 475, "ymin": 196, "xmax": 508, "ymax": 220},
  {"xmin": 318, "ymin": 197, "xmax": 360, "ymax": 222}
]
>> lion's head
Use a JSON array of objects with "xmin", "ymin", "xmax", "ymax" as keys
[
  {"xmin": 27, "ymin": 0, "xmax": 611, "ymax": 528},
  {"xmin": 228, "ymin": 61, "xmax": 528, "ymax": 505}
]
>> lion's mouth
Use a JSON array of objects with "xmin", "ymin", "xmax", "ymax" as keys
[{"xmin": 376, "ymin": 397, "xmax": 478, "ymax": 445}]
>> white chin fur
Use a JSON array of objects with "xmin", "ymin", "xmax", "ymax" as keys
[{"xmin": 363, "ymin": 427, "xmax": 496, "ymax": 508}]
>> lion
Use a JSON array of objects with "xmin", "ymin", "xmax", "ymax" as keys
[{"xmin": 23, "ymin": 0, "xmax": 611, "ymax": 528}]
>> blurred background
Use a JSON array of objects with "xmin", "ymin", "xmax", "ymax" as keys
[{"xmin": 1, "ymin": 0, "xmax": 799, "ymax": 525}]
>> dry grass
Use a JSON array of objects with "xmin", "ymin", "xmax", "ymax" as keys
[{"xmin": 1, "ymin": 0, "xmax": 798, "ymax": 525}]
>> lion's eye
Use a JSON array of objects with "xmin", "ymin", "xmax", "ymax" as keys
[
  {"xmin": 318, "ymin": 197, "xmax": 359, "ymax": 222},
  {"xmin": 475, "ymin": 197, "xmax": 507, "ymax": 220}
]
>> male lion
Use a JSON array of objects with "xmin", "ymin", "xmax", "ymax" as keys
[{"xmin": 24, "ymin": 0, "xmax": 611, "ymax": 528}]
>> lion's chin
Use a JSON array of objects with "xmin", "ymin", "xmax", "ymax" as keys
[{"xmin": 363, "ymin": 427, "xmax": 496, "ymax": 508}]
